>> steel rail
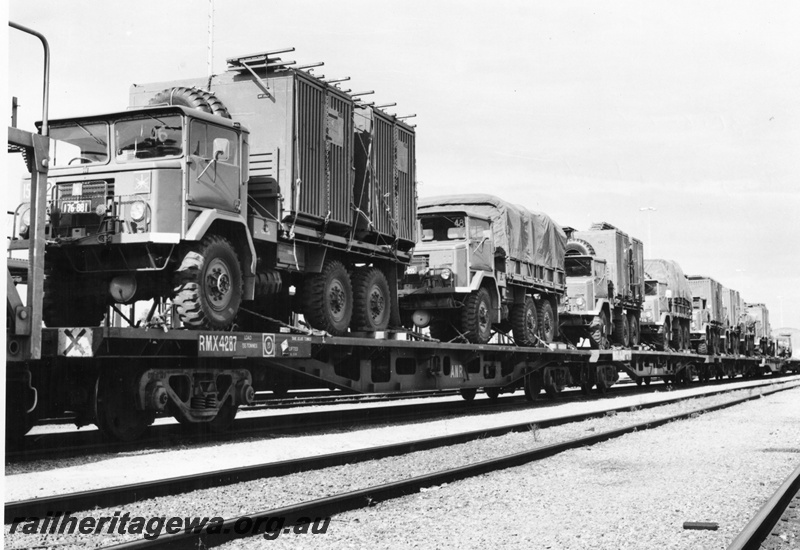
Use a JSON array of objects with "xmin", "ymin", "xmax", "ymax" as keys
[
  {"xmin": 7, "ymin": 381, "xmax": 653, "ymax": 463},
  {"xmin": 93, "ymin": 380, "xmax": 800, "ymax": 549},
  {"xmin": 7, "ymin": 379, "xmax": 799, "ymax": 524},
  {"xmin": 727, "ymin": 460, "xmax": 800, "ymax": 550}
]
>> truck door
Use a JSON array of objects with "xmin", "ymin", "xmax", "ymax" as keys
[
  {"xmin": 468, "ymin": 218, "xmax": 494, "ymax": 272},
  {"xmin": 187, "ymin": 120, "xmax": 242, "ymax": 212}
]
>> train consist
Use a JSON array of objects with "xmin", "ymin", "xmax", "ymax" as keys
[{"xmin": 7, "ymin": 30, "xmax": 798, "ymax": 442}]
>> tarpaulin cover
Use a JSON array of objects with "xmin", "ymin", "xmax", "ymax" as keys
[
  {"xmin": 644, "ymin": 259, "xmax": 692, "ymax": 300},
  {"xmin": 418, "ymin": 194, "xmax": 566, "ymax": 269}
]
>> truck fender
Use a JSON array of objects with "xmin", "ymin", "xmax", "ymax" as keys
[
  {"xmin": 465, "ymin": 272, "xmax": 501, "ymax": 323},
  {"xmin": 185, "ymin": 209, "xmax": 258, "ymax": 299}
]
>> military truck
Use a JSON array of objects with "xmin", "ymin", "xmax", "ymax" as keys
[
  {"xmin": 687, "ymin": 276, "xmax": 725, "ymax": 355},
  {"xmin": 399, "ymin": 194, "xmax": 566, "ymax": 345},
  {"xmin": 720, "ymin": 286, "xmax": 748, "ymax": 355},
  {"xmin": 775, "ymin": 332, "xmax": 793, "ymax": 359},
  {"xmin": 559, "ymin": 223, "xmax": 644, "ymax": 349},
  {"xmin": 640, "ymin": 259, "xmax": 692, "ymax": 350},
  {"xmin": 746, "ymin": 303, "xmax": 774, "ymax": 355},
  {"xmin": 11, "ymin": 51, "xmax": 417, "ymax": 337}
]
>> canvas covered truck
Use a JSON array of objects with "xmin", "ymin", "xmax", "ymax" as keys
[
  {"xmin": 8, "ymin": 50, "xmax": 416, "ymax": 437},
  {"xmin": 559, "ymin": 223, "xmax": 644, "ymax": 349},
  {"xmin": 640, "ymin": 259, "xmax": 692, "ymax": 351},
  {"xmin": 746, "ymin": 303, "xmax": 774, "ymax": 355},
  {"xmin": 398, "ymin": 194, "xmax": 566, "ymax": 345},
  {"xmin": 687, "ymin": 276, "xmax": 725, "ymax": 355}
]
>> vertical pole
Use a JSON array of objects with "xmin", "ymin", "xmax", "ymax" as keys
[{"xmin": 207, "ymin": 0, "xmax": 214, "ymax": 78}]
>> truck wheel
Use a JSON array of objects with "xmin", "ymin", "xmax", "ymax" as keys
[
  {"xmin": 351, "ymin": 267, "xmax": 391, "ymax": 331},
  {"xmin": 698, "ymin": 342, "xmax": 708, "ymax": 355},
  {"xmin": 537, "ymin": 300, "xmax": 556, "ymax": 344},
  {"xmin": 511, "ymin": 297, "xmax": 538, "ymax": 346},
  {"xmin": 628, "ymin": 313, "xmax": 640, "ymax": 346},
  {"xmin": 302, "ymin": 260, "xmax": 353, "ymax": 336},
  {"xmin": 589, "ymin": 311, "xmax": 609, "ymax": 349},
  {"xmin": 173, "ymin": 235, "xmax": 243, "ymax": 330},
  {"xmin": 613, "ymin": 314, "xmax": 630, "ymax": 347},
  {"xmin": 461, "ymin": 287, "xmax": 493, "ymax": 344}
]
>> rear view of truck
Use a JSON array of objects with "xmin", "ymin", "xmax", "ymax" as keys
[
  {"xmin": 641, "ymin": 259, "xmax": 692, "ymax": 350},
  {"xmin": 559, "ymin": 223, "xmax": 644, "ymax": 349}
]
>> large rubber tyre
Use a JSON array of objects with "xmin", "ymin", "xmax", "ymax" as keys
[
  {"xmin": 149, "ymin": 87, "xmax": 212, "ymax": 113},
  {"xmin": 173, "ymin": 235, "xmax": 243, "ymax": 330},
  {"xmin": 461, "ymin": 287, "xmax": 494, "ymax": 344},
  {"xmin": 589, "ymin": 310, "xmax": 610, "ymax": 350},
  {"xmin": 195, "ymin": 89, "xmax": 231, "ymax": 119},
  {"xmin": 302, "ymin": 260, "xmax": 353, "ymax": 336},
  {"xmin": 682, "ymin": 324, "xmax": 691, "ymax": 352},
  {"xmin": 537, "ymin": 300, "xmax": 556, "ymax": 344},
  {"xmin": 697, "ymin": 342, "xmax": 709, "ymax": 355},
  {"xmin": 628, "ymin": 312, "xmax": 640, "ymax": 346},
  {"xmin": 565, "ymin": 239, "xmax": 596, "ymax": 257},
  {"xmin": 511, "ymin": 297, "xmax": 538, "ymax": 347},
  {"xmin": 42, "ymin": 254, "xmax": 107, "ymax": 327},
  {"xmin": 613, "ymin": 313, "xmax": 630, "ymax": 347},
  {"xmin": 351, "ymin": 267, "xmax": 391, "ymax": 331}
]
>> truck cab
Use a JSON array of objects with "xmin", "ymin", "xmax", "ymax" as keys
[
  {"xmin": 10, "ymin": 105, "xmax": 256, "ymax": 329},
  {"xmin": 400, "ymin": 211, "xmax": 499, "ymax": 341}
]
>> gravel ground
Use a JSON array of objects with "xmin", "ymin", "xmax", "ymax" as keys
[
  {"xmin": 761, "ymin": 487, "xmax": 800, "ymax": 549},
  {"xmin": 5, "ymin": 384, "xmax": 799, "ymax": 549},
  {"xmin": 7, "ymin": 376, "xmax": 797, "ymax": 496}
]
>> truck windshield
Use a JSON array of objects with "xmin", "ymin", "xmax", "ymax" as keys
[
  {"xmin": 564, "ymin": 257, "xmax": 592, "ymax": 277},
  {"xmin": 116, "ymin": 115, "xmax": 183, "ymax": 161},
  {"xmin": 420, "ymin": 215, "xmax": 466, "ymax": 242},
  {"xmin": 645, "ymin": 281, "xmax": 659, "ymax": 296},
  {"xmin": 50, "ymin": 122, "xmax": 110, "ymax": 167}
]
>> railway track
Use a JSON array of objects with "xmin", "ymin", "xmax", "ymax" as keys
[
  {"xmin": 9, "ymin": 375, "xmax": 795, "ymax": 464},
  {"xmin": 7, "ymin": 378, "xmax": 799, "ymax": 527},
  {"xmin": 55, "ymin": 378, "xmax": 794, "ymax": 549},
  {"xmin": 727, "ymin": 460, "xmax": 800, "ymax": 550}
]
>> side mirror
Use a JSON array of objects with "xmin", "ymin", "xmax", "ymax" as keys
[
  {"xmin": 665, "ymin": 289, "xmax": 673, "ymax": 299},
  {"xmin": 212, "ymin": 138, "xmax": 230, "ymax": 162}
]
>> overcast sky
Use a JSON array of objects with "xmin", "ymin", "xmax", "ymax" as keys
[{"xmin": 6, "ymin": 0, "xmax": 800, "ymax": 329}]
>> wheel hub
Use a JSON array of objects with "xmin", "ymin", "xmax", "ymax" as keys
[{"xmin": 205, "ymin": 259, "xmax": 232, "ymax": 310}]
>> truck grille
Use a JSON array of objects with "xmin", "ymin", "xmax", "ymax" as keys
[{"xmin": 51, "ymin": 180, "xmax": 115, "ymax": 238}]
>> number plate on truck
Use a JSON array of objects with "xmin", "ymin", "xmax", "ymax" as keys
[{"xmin": 60, "ymin": 200, "xmax": 92, "ymax": 214}]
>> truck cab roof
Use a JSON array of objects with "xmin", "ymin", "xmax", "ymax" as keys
[{"xmin": 39, "ymin": 105, "xmax": 249, "ymax": 134}]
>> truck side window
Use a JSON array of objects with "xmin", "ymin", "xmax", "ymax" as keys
[
  {"xmin": 469, "ymin": 219, "xmax": 490, "ymax": 241},
  {"xmin": 190, "ymin": 121, "xmax": 239, "ymax": 165}
]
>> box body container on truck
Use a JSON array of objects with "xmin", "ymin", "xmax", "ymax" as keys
[
  {"xmin": 559, "ymin": 223, "xmax": 644, "ymax": 349},
  {"xmin": 687, "ymin": 276, "xmax": 725, "ymax": 355}
]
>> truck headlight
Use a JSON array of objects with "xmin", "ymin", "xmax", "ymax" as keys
[
  {"xmin": 440, "ymin": 268, "xmax": 452, "ymax": 280},
  {"xmin": 405, "ymin": 265, "xmax": 418, "ymax": 276},
  {"xmin": 576, "ymin": 296, "xmax": 586, "ymax": 307},
  {"xmin": 18, "ymin": 206, "xmax": 31, "ymax": 237},
  {"xmin": 129, "ymin": 200, "xmax": 147, "ymax": 222},
  {"xmin": 644, "ymin": 311, "xmax": 652, "ymax": 321}
]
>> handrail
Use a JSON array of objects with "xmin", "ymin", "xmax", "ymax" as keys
[{"xmin": 9, "ymin": 21, "xmax": 50, "ymax": 136}]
